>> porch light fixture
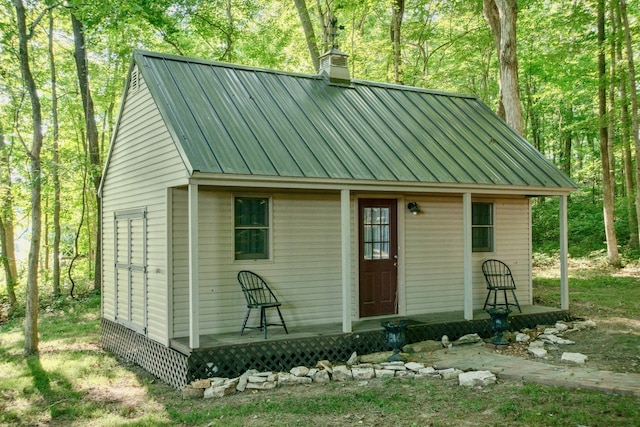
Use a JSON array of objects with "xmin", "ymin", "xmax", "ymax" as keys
[{"xmin": 407, "ymin": 201, "xmax": 420, "ymax": 215}]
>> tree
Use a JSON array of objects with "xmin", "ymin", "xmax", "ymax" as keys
[
  {"xmin": 71, "ymin": 11, "xmax": 102, "ymax": 291},
  {"xmin": 483, "ymin": 0, "xmax": 523, "ymax": 135},
  {"xmin": 294, "ymin": 0, "xmax": 320, "ymax": 72},
  {"xmin": 13, "ymin": 0, "xmax": 47, "ymax": 355},
  {"xmin": 597, "ymin": 0, "xmax": 620, "ymax": 266},
  {"xmin": 390, "ymin": 0, "xmax": 404, "ymax": 84},
  {"xmin": 0, "ymin": 125, "xmax": 18, "ymax": 310}
]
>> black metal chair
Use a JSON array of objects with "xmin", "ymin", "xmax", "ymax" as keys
[
  {"xmin": 237, "ymin": 270, "xmax": 289, "ymax": 339},
  {"xmin": 481, "ymin": 259, "xmax": 522, "ymax": 313}
]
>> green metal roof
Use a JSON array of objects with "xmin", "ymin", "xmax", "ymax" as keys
[{"xmin": 133, "ymin": 50, "xmax": 576, "ymax": 191}]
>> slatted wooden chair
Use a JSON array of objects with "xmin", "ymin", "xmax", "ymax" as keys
[
  {"xmin": 238, "ymin": 270, "xmax": 289, "ymax": 339},
  {"xmin": 481, "ymin": 259, "xmax": 522, "ymax": 313}
]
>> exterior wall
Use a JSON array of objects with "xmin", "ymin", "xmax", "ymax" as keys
[
  {"xmin": 404, "ymin": 195, "xmax": 531, "ymax": 315},
  {"xmin": 172, "ymin": 189, "xmax": 343, "ymax": 337},
  {"xmin": 102, "ymin": 74, "xmax": 188, "ymax": 346}
]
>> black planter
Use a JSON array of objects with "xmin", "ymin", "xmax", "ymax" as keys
[
  {"xmin": 381, "ymin": 320, "xmax": 408, "ymax": 362},
  {"xmin": 486, "ymin": 307, "xmax": 511, "ymax": 346}
]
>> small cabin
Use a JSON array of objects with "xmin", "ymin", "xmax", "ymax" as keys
[{"xmin": 99, "ymin": 50, "xmax": 576, "ymax": 387}]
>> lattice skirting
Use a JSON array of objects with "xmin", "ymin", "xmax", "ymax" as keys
[
  {"xmin": 101, "ymin": 319, "xmax": 188, "ymax": 389},
  {"xmin": 102, "ymin": 310, "xmax": 570, "ymax": 389}
]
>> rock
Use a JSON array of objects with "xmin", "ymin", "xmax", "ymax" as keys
[
  {"xmin": 316, "ymin": 360, "xmax": 333, "ymax": 373},
  {"xmin": 571, "ymin": 320, "xmax": 596, "ymax": 330},
  {"xmin": 441, "ymin": 335, "xmax": 450, "ymax": 348},
  {"xmin": 516, "ymin": 333, "xmax": 530, "ymax": 343},
  {"xmin": 529, "ymin": 340, "xmax": 545, "ymax": 348},
  {"xmin": 209, "ymin": 377, "xmax": 226, "ymax": 387},
  {"xmin": 375, "ymin": 369, "xmax": 396, "ymax": 378},
  {"xmin": 311, "ymin": 369, "xmax": 331, "ymax": 383},
  {"xmin": 278, "ymin": 372, "xmax": 312, "ymax": 386},
  {"xmin": 454, "ymin": 333, "xmax": 482, "ymax": 346},
  {"xmin": 403, "ymin": 340, "xmax": 443, "ymax": 354},
  {"xmin": 395, "ymin": 370, "xmax": 415, "ymax": 379},
  {"xmin": 459, "ymin": 371, "xmax": 496, "ymax": 387},
  {"xmin": 247, "ymin": 375, "xmax": 267, "ymax": 383},
  {"xmin": 543, "ymin": 327, "xmax": 559, "ymax": 335},
  {"xmin": 245, "ymin": 381, "xmax": 277, "ymax": 390},
  {"xmin": 190, "ymin": 379, "xmax": 211, "ymax": 389},
  {"xmin": 555, "ymin": 322, "xmax": 570, "ymax": 332},
  {"xmin": 204, "ymin": 378, "xmax": 239, "ymax": 398},
  {"xmin": 181, "ymin": 386, "xmax": 204, "ymax": 399},
  {"xmin": 347, "ymin": 351, "xmax": 358, "ymax": 366},
  {"xmin": 332, "ymin": 365, "xmax": 353, "ymax": 381},
  {"xmin": 352, "ymin": 367, "xmax": 375, "ymax": 380},
  {"xmin": 539, "ymin": 334, "xmax": 575, "ymax": 345},
  {"xmin": 404, "ymin": 362, "xmax": 425, "ymax": 372},
  {"xmin": 418, "ymin": 366, "xmax": 438, "ymax": 376},
  {"xmin": 236, "ymin": 376, "xmax": 248, "ymax": 392},
  {"xmin": 528, "ymin": 347, "xmax": 548, "ymax": 358},
  {"xmin": 438, "ymin": 368, "xmax": 462, "ymax": 380},
  {"xmin": 380, "ymin": 362, "xmax": 406, "ymax": 371},
  {"xmin": 290, "ymin": 366, "xmax": 310, "ymax": 377},
  {"xmin": 561, "ymin": 352, "xmax": 588, "ymax": 365}
]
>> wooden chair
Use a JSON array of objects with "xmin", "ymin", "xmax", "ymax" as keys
[
  {"xmin": 237, "ymin": 270, "xmax": 289, "ymax": 339},
  {"xmin": 481, "ymin": 259, "xmax": 522, "ymax": 313}
]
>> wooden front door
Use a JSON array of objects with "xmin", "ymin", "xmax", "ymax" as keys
[{"xmin": 358, "ymin": 199, "xmax": 398, "ymax": 317}]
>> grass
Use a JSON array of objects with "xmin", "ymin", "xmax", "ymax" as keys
[{"xmin": 1, "ymin": 267, "xmax": 640, "ymax": 426}]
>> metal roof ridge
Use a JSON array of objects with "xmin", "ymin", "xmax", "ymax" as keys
[{"xmin": 133, "ymin": 49, "xmax": 478, "ymax": 100}]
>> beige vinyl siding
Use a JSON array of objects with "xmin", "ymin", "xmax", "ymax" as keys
[
  {"xmin": 101, "ymin": 74, "xmax": 188, "ymax": 346},
  {"xmin": 404, "ymin": 196, "xmax": 531, "ymax": 315},
  {"xmin": 171, "ymin": 189, "xmax": 342, "ymax": 337}
]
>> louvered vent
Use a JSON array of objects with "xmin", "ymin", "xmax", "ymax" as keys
[
  {"xmin": 130, "ymin": 65, "xmax": 140, "ymax": 94},
  {"xmin": 319, "ymin": 48, "xmax": 350, "ymax": 84}
]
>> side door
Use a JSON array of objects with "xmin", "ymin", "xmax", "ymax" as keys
[{"xmin": 358, "ymin": 199, "xmax": 398, "ymax": 317}]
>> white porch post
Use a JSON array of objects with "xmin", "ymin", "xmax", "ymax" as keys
[
  {"xmin": 559, "ymin": 194, "xmax": 569, "ymax": 310},
  {"xmin": 341, "ymin": 189, "xmax": 352, "ymax": 333},
  {"xmin": 188, "ymin": 184, "xmax": 200, "ymax": 349},
  {"xmin": 463, "ymin": 192, "xmax": 473, "ymax": 320}
]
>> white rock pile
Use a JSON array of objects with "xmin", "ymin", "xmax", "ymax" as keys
[
  {"xmin": 523, "ymin": 319, "xmax": 594, "ymax": 364},
  {"xmin": 182, "ymin": 356, "xmax": 495, "ymax": 399}
]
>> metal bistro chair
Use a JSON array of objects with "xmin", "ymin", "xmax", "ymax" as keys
[
  {"xmin": 237, "ymin": 270, "xmax": 289, "ymax": 339},
  {"xmin": 481, "ymin": 259, "xmax": 522, "ymax": 313}
]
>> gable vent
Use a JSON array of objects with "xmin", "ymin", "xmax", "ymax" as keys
[
  {"xmin": 130, "ymin": 65, "xmax": 140, "ymax": 94},
  {"xmin": 319, "ymin": 48, "xmax": 350, "ymax": 85}
]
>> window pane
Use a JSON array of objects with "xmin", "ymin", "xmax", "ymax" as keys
[
  {"xmin": 380, "ymin": 207, "xmax": 389, "ymax": 224},
  {"xmin": 235, "ymin": 229, "xmax": 269, "ymax": 260},
  {"xmin": 364, "ymin": 242, "xmax": 373, "ymax": 260},
  {"xmin": 235, "ymin": 197, "xmax": 268, "ymax": 227},
  {"xmin": 472, "ymin": 227, "xmax": 493, "ymax": 252},
  {"xmin": 472, "ymin": 203, "xmax": 492, "ymax": 226},
  {"xmin": 235, "ymin": 197, "xmax": 269, "ymax": 260}
]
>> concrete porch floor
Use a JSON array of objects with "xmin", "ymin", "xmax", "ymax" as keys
[{"xmin": 170, "ymin": 304, "xmax": 563, "ymax": 355}]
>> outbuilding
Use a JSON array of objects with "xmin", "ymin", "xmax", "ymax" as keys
[{"xmin": 100, "ymin": 50, "xmax": 576, "ymax": 387}]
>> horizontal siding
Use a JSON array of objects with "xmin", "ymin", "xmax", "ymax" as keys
[{"xmin": 102, "ymin": 75, "xmax": 188, "ymax": 346}]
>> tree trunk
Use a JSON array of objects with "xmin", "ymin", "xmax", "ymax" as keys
[
  {"xmin": 14, "ymin": 0, "xmax": 44, "ymax": 356},
  {"xmin": 71, "ymin": 12, "xmax": 102, "ymax": 291},
  {"xmin": 598, "ymin": 0, "xmax": 620, "ymax": 266},
  {"xmin": 294, "ymin": 0, "xmax": 320, "ymax": 72},
  {"xmin": 620, "ymin": 0, "xmax": 640, "ymax": 247},
  {"xmin": 49, "ymin": 10, "xmax": 61, "ymax": 297},
  {"xmin": 482, "ymin": 0, "xmax": 505, "ymax": 120},
  {"xmin": 483, "ymin": 0, "xmax": 523, "ymax": 135},
  {"xmin": 616, "ymin": 0, "xmax": 638, "ymax": 248},
  {"xmin": 0, "ymin": 126, "xmax": 18, "ymax": 309},
  {"xmin": 390, "ymin": 0, "xmax": 404, "ymax": 84}
]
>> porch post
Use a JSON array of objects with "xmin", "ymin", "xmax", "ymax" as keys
[
  {"xmin": 188, "ymin": 184, "xmax": 200, "ymax": 349},
  {"xmin": 463, "ymin": 193, "xmax": 473, "ymax": 320},
  {"xmin": 559, "ymin": 194, "xmax": 569, "ymax": 310},
  {"xmin": 341, "ymin": 189, "xmax": 352, "ymax": 333}
]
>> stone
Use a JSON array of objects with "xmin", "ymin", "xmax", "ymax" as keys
[
  {"xmin": 459, "ymin": 371, "xmax": 496, "ymax": 387},
  {"xmin": 278, "ymin": 373, "xmax": 312, "ymax": 386},
  {"xmin": 438, "ymin": 368, "xmax": 462, "ymax": 380},
  {"xmin": 290, "ymin": 366, "xmax": 310, "ymax": 377},
  {"xmin": 236, "ymin": 376, "xmax": 248, "ymax": 392},
  {"xmin": 311, "ymin": 369, "xmax": 331, "ymax": 383},
  {"xmin": 528, "ymin": 347, "xmax": 548, "ymax": 358},
  {"xmin": 380, "ymin": 362, "xmax": 406, "ymax": 371},
  {"xmin": 204, "ymin": 378, "xmax": 239, "ymax": 399},
  {"xmin": 403, "ymin": 340, "xmax": 443, "ymax": 354},
  {"xmin": 247, "ymin": 375, "xmax": 267, "ymax": 383},
  {"xmin": 404, "ymin": 362, "xmax": 425, "ymax": 372},
  {"xmin": 516, "ymin": 333, "xmax": 530, "ymax": 343},
  {"xmin": 316, "ymin": 360, "xmax": 333, "ymax": 373},
  {"xmin": 571, "ymin": 319, "xmax": 596, "ymax": 330},
  {"xmin": 181, "ymin": 386, "xmax": 204, "ymax": 399},
  {"xmin": 454, "ymin": 333, "xmax": 482, "ymax": 346},
  {"xmin": 347, "ymin": 351, "xmax": 358, "ymax": 366},
  {"xmin": 529, "ymin": 340, "xmax": 545, "ymax": 348},
  {"xmin": 352, "ymin": 367, "xmax": 375, "ymax": 380},
  {"xmin": 555, "ymin": 322, "xmax": 570, "ymax": 332},
  {"xmin": 209, "ymin": 377, "xmax": 226, "ymax": 387},
  {"xmin": 190, "ymin": 379, "xmax": 211, "ymax": 389},
  {"xmin": 245, "ymin": 381, "xmax": 276, "ymax": 390},
  {"xmin": 395, "ymin": 370, "xmax": 415, "ymax": 379},
  {"xmin": 544, "ymin": 327, "xmax": 560, "ymax": 335},
  {"xmin": 561, "ymin": 352, "xmax": 588, "ymax": 365},
  {"xmin": 418, "ymin": 366, "xmax": 439, "ymax": 376},
  {"xmin": 332, "ymin": 365, "xmax": 353, "ymax": 381},
  {"xmin": 375, "ymin": 369, "xmax": 396, "ymax": 378},
  {"xmin": 539, "ymin": 334, "xmax": 575, "ymax": 345}
]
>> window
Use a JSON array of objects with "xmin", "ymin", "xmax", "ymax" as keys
[
  {"xmin": 472, "ymin": 202, "xmax": 493, "ymax": 252},
  {"xmin": 234, "ymin": 196, "xmax": 270, "ymax": 260}
]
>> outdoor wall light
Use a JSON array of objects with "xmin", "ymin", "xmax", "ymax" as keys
[{"xmin": 407, "ymin": 201, "xmax": 421, "ymax": 215}]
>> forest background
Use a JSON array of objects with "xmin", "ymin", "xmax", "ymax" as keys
[{"xmin": 1, "ymin": 1, "xmax": 639, "ymax": 351}]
